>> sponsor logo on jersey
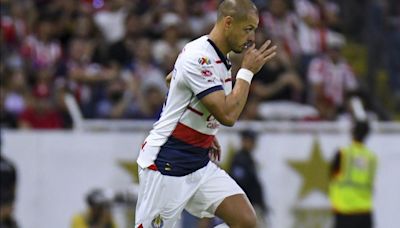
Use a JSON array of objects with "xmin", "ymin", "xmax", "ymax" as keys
[
  {"xmin": 151, "ymin": 214, "xmax": 164, "ymax": 228},
  {"xmin": 201, "ymin": 70, "xmax": 213, "ymax": 77},
  {"xmin": 207, "ymin": 122, "xmax": 219, "ymax": 129},
  {"xmin": 165, "ymin": 163, "xmax": 172, "ymax": 171},
  {"xmin": 198, "ymin": 57, "xmax": 211, "ymax": 65},
  {"xmin": 206, "ymin": 114, "xmax": 219, "ymax": 129}
]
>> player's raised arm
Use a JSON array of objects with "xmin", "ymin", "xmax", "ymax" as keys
[{"xmin": 200, "ymin": 40, "xmax": 276, "ymax": 126}]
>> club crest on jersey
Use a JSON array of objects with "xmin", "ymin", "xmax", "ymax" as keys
[
  {"xmin": 201, "ymin": 70, "xmax": 213, "ymax": 77},
  {"xmin": 198, "ymin": 57, "xmax": 211, "ymax": 65},
  {"xmin": 151, "ymin": 214, "xmax": 164, "ymax": 228}
]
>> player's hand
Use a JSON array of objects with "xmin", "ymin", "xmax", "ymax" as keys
[
  {"xmin": 209, "ymin": 137, "xmax": 221, "ymax": 162},
  {"xmin": 241, "ymin": 40, "xmax": 277, "ymax": 74}
]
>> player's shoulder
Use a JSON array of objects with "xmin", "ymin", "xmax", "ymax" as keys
[
  {"xmin": 180, "ymin": 36, "xmax": 215, "ymax": 63},
  {"xmin": 183, "ymin": 36, "xmax": 210, "ymax": 53}
]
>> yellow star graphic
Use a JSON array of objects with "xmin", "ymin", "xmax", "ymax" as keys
[
  {"xmin": 119, "ymin": 160, "xmax": 139, "ymax": 183},
  {"xmin": 288, "ymin": 138, "xmax": 330, "ymax": 199}
]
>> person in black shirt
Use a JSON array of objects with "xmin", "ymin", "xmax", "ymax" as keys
[
  {"xmin": 0, "ymin": 136, "xmax": 19, "ymax": 228},
  {"xmin": 229, "ymin": 129, "xmax": 268, "ymax": 226},
  {"xmin": 252, "ymin": 57, "xmax": 303, "ymax": 102}
]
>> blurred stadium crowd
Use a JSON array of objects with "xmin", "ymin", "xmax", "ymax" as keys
[{"xmin": 1, "ymin": 0, "xmax": 399, "ymax": 129}]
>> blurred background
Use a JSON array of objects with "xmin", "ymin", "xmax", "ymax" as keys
[{"xmin": 0, "ymin": 0, "xmax": 399, "ymax": 228}]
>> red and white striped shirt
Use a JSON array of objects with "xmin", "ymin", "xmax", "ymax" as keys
[
  {"xmin": 294, "ymin": 0, "xmax": 339, "ymax": 54},
  {"xmin": 308, "ymin": 55, "xmax": 357, "ymax": 106},
  {"xmin": 261, "ymin": 11, "xmax": 301, "ymax": 58}
]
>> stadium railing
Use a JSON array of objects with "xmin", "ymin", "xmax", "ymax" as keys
[{"xmin": 64, "ymin": 94, "xmax": 400, "ymax": 133}]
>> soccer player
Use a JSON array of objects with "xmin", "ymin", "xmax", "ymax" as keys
[{"xmin": 135, "ymin": 0, "xmax": 277, "ymax": 227}]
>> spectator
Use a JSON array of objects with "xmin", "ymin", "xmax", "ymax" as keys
[
  {"xmin": 19, "ymin": 16, "xmax": 62, "ymax": 71},
  {"xmin": 71, "ymin": 188, "xmax": 117, "ymax": 228},
  {"xmin": 242, "ymin": 30, "xmax": 313, "ymax": 121},
  {"xmin": 0, "ymin": 86, "xmax": 18, "ymax": 128},
  {"xmin": 261, "ymin": 0, "xmax": 301, "ymax": 63},
  {"xmin": 129, "ymin": 81, "xmax": 165, "ymax": 120},
  {"xmin": 0, "ymin": 1, "xmax": 29, "ymax": 47},
  {"xmin": 48, "ymin": 0, "xmax": 82, "ymax": 48},
  {"xmin": 229, "ymin": 129, "xmax": 268, "ymax": 227},
  {"xmin": 252, "ymin": 57, "xmax": 303, "ymax": 103},
  {"xmin": 294, "ymin": 0, "xmax": 341, "ymax": 79},
  {"xmin": 152, "ymin": 13, "xmax": 187, "ymax": 68},
  {"xmin": 1, "ymin": 1, "xmax": 29, "ymax": 71},
  {"xmin": 61, "ymin": 38, "xmax": 119, "ymax": 118},
  {"xmin": 93, "ymin": 0, "xmax": 128, "ymax": 44},
  {"xmin": 1, "ymin": 70, "xmax": 28, "ymax": 126},
  {"xmin": 18, "ymin": 85, "xmax": 64, "ymax": 129},
  {"xmin": 124, "ymin": 37, "xmax": 167, "ymax": 100},
  {"xmin": 0, "ymin": 0, "xmax": 397, "ymax": 123},
  {"xmin": 307, "ymin": 32, "xmax": 358, "ymax": 120},
  {"xmin": 295, "ymin": 0, "xmax": 340, "ymax": 54},
  {"xmin": 251, "ymin": 56, "xmax": 321, "ymax": 120},
  {"xmin": 73, "ymin": 14, "xmax": 101, "ymax": 40},
  {"xmin": 186, "ymin": 0, "xmax": 216, "ymax": 37},
  {"xmin": 95, "ymin": 78, "xmax": 133, "ymax": 119},
  {"xmin": 232, "ymin": 29, "xmax": 304, "ymax": 104},
  {"xmin": 108, "ymin": 12, "xmax": 142, "ymax": 67}
]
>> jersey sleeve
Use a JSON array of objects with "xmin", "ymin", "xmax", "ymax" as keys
[{"xmin": 181, "ymin": 53, "xmax": 224, "ymax": 100}]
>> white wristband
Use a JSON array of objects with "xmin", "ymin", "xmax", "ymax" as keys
[{"xmin": 236, "ymin": 68, "xmax": 254, "ymax": 84}]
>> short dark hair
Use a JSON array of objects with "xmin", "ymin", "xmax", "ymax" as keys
[
  {"xmin": 352, "ymin": 121, "xmax": 370, "ymax": 142},
  {"xmin": 240, "ymin": 129, "xmax": 258, "ymax": 140},
  {"xmin": 86, "ymin": 189, "xmax": 110, "ymax": 207},
  {"xmin": 217, "ymin": 0, "xmax": 258, "ymax": 21}
]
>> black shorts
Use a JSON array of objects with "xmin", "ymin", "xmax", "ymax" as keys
[{"xmin": 334, "ymin": 212, "xmax": 373, "ymax": 228}]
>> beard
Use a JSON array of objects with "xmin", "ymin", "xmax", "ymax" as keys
[
  {"xmin": 229, "ymin": 37, "xmax": 253, "ymax": 54},
  {"xmin": 226, "ymin": 36, "xmax": 242, "ymax": 53},
  {"xmin": 231, "ymin": 48, "xmax": 244, "ymax": 54}
]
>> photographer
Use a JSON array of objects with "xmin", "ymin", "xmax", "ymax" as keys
[{"xmin": 71, "ymin": 189, "xmax": 117, "ymax": 228}]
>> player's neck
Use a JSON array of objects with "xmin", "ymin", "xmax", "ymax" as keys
[{"xmin": 208, "ymin": 27, "xmax": 230, "ymax": 55}]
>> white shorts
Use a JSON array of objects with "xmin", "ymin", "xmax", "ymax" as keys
[{"xmin": 135, "ymin": 161, "xmax": 245, "ymax": 228}]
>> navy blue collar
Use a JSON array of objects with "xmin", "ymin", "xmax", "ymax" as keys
[{"xmin": 207, "ymin": 38, "xmax": 231, "ymax": 70}]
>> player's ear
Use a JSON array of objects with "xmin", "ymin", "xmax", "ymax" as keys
[{"xmin": 223, "ymin": 16, "xmax": 234, "ymax": 31}]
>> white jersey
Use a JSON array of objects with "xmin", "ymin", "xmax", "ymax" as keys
[{"xmin": 137, "ymin": 36, "xmax": 233, "ymax": 176}]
